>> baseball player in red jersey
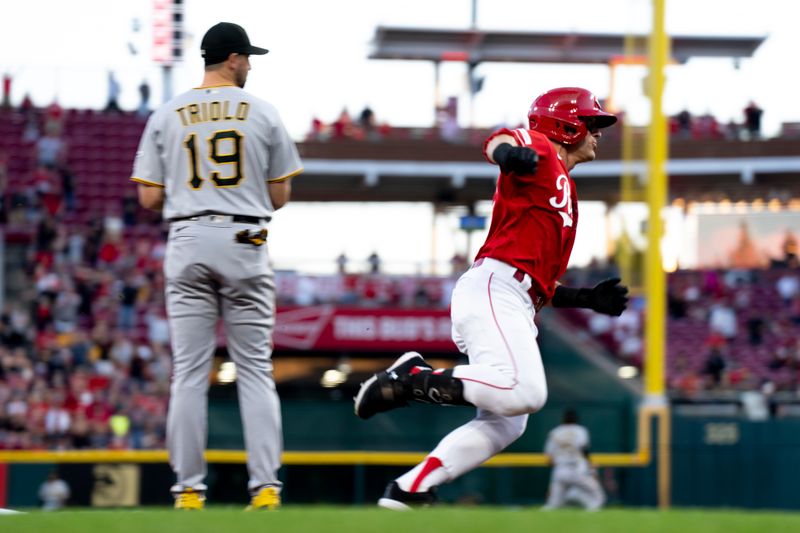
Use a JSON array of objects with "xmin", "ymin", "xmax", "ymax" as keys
[{"xmin": 354, "ymin": 87, "xmax": 629, "ymax": 509}]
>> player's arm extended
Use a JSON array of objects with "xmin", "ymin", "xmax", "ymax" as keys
[
  {"xmin": 551, "ymin": 278, "xmax": 629, "ymax": 317},
  {"xmin": 137, "ymin": 183, "xmax": 165, "ymax": 211},
  {"xmin": 268, "ymin": 179, "xmax": 292, "ymax": 210},
  {"xmin": 485, "ymin": 134, "xmax": 538, "ymax": 175}
]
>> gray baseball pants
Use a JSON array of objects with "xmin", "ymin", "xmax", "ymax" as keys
[{"xmin": 164, "ymin": 216, "xmax": 282, "ymax": 494}]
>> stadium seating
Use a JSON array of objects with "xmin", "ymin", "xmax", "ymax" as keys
[{"xmin": 2, "ymin": 107, "xmax": 800, "ymax": 451}]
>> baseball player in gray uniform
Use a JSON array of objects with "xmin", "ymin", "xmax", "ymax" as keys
[
  {"xmin": 131, "ymin": 22, "xmax": 303, "ymax": 510},
  {"xmin": 543, "ymin": 409, "xmax": 605, "ymax": 511}
]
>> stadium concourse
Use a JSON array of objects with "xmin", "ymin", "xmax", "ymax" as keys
[{"xmin": 0, "ymin": 104, "xmax": 799, "ymax": 454}]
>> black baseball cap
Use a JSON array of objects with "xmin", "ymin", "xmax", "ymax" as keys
[{"xmin": 201, "ymin": 22, "xmax": 268, "ymax": 66}]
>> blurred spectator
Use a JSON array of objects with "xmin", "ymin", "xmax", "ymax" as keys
[
  {"xmin": 675, "ymin": 109, "xmax": 692, "ymax": 139},
  {"xmin": 331, "ymin": 108, "xmax": 353, "ymax": 140},
  {"xmin": 791, "ymin": 296, "xmax": 800, "ymax": 326},
  {"xmin": 137, "ymin": 79, "xmax": 151, "ymax": 117},
  {"xmin": 121, "ymin": 189, "xmax": 139, "ymax": 227},
  {"xmin": 36, "ymin": 130, "xmax": 67, "ymax": 169},
  {"xmin": 116, "ymin": 274, "xmax": 140, "ymax": 331},
  {"xmin": 70, "ymin": 412, "xmax": 91, "ymax": 449},
  {"xmin": 367, "ymin": 252, "xmax": 381, "ymax": 274},
  {"xmin": 105, "ymin": 71, "xmax": 121, "ymax": 113},
  {"xmin": 724, "ymin": 119, "xmax": 740, "ymax": 141},
  {"xmin": 336, "ymin": 252, "xmax": 348, "ymax": 274},
  {"xmin": 97, "ymin": 231, "xmax": 122, "ymax": 267},
  {"xmin": 667, "ymin": 287, "xmax": 687, "ymax": 319},
  {"xmin": 20, "ymin": 91, "xmax": 33, "ymax": 111},
  {"xmin": 669, "ymin": 351, "xmax": 702, "ymax": 396},
  {"xmin": 44, "ymin": 101, "xmax": 65, "ymax": 136},
  {"xmin": 44, "ymin": 389, "xmax": 71, "ymax": 440},
  {"xmin": 746, "ymin": 309, "xmax": 765, "ymax": 346},
  {"xmin": 39, "ymin": 471, "xmax": 70, "ymax": 510},
  {"xmin": 703, "ymin": 347, "xmax": 727, "ymax": 388},
  {"xmin": 450, "ymin": 253, "xmax": 469, "ymax": 275},
  {"xmin": 702, "ymin": 270, "xmax": 724, "ymax": 298},
  {"xmin": 294, "ymin": 276, "xmax": 316, "ymax": 307},
  {"xmin": 776, "ymin": 272, "xmax": 800, "ymax": 306},
  {"xmin": 52, "ymin": 287, "xmax": 81, "ymax": 334},
  {"xmin": 776, "ymin": 230, "xmax": 799, "ymax": 268},
  {"xmin": 57, "ymin": 166, "xmax": 77, "ymax": 214},
  {"xmin": 438, "ymin": 96, "xmax": 461, "ymax": 143},
  {"xmin": 145, "ymin": 308, "xmax": 170, "ymax": 346},
  {"xmin": 340, "ymin": 275, "xmax": 359, "ymax": 305},
  {"xmin": 358, "ymin": 106, "xmax": 378, "ymax": 141},
  {"xmin": 696, "ymin": 113, "xmax": 722, "ymax": 139},
  {"xmin": 413, "ymin": 284, "xmax": 432, "ymax": 307},
  {"xmin": 307, "ymin": 116, "xmax": 325, "ymax": 141},
  {"xmin": 708, "ymin": 297, "xmax": 737, "ymax": 342},
  {"xmin": 32, "ymin": 166, "xmax": 63, "ymax": 217},
  {"xmin": 35, "ymin": 215, "xmax": 59, "ymax": 260},
  {"xmin": 22, "ymin": 108, "xmax": 40, "ymax": 144},
  {"xmin": 306, "ymin": 110, "xmax": 390, "ymax": 142},
  {"xmin": 1, "ymin": 72, "xmax": 10, "ymax": 109},
  {"xmin": 613, "ymin": 309, "xmax": 643, "ymax": 363},
  {"xmin": 0, "ymin": 150, "xmax": 7, "ymax": 223},
  {"xmin": 743, "ymin": 101, "xmax": 763, "ymax": 140}
]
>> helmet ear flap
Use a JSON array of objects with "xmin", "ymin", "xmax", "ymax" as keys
[
  {"xmin": 562, "ymin": 120, "xmax": 588, "ymax": 145},
  {"xmin": 528, "ymin": 115, "xmax": 586, "ymax": 145}
]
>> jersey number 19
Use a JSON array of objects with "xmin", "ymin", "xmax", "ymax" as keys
[{"xmin": 183, "ymin": 129, "xmax": 244, "ymax": 189}]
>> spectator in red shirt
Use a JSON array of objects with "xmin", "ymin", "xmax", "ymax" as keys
[{"xmin": 97, "ymin": 238, "xmax": 122, "ymax": 266}]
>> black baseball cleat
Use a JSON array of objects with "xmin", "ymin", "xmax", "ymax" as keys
[
  {"xmin": 378, "ymin": 481, "xmax": 437, "ymax": 511},
  {"xmin": 354, "ymin": 352, "xmax": 432, "ymax": 420}
]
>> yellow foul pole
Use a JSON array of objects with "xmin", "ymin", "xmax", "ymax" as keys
[
  {"xmin": 646, "ymin": 0, "xmax": 668, "ymax": 400},
  {"xmin": 646, "ymin": 0, "xmax": 670, "ymax": 509}
]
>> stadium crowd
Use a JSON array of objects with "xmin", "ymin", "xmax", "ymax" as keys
[
  {"xmin": 0, "ymin": 214, "xmax": 172, "ymax": 451},
  {"xmin": 2, "ymin": 103, "xmax": 800, "ymax": 451},
  {"xmin": 0, "ymin": 103, "xmax": 171, "ymax": 451},
  {"xmin": 561, "ymin": 260, "xmax": 800, "ymax": 397},
  {"xmin": 303, "ymin": 100, "xmax": 780, "ymax": 144}
]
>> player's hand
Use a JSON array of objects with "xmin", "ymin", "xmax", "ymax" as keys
[
  {"xmin": 587, "ymin": 278, "xmax": 629, "ymax": 316},
  {"xmin": 493, "ymin": 143, "xmax": 539, "ymax": 175}
]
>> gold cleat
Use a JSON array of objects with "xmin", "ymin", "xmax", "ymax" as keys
[
  {"xmin": 246, "ymin": 486, "xmax": 281, "ymax": 511},
  {"xmin": 174, "ymin": 488, "xmax": 206, "ymax": 510}
]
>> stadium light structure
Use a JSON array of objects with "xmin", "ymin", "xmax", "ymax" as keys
[{"xmin": 152, "ymin": 0, "xmax": 184, "ymax": 102}]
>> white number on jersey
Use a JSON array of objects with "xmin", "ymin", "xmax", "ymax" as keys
[{"xmin": 548, "ymin": 174, "xmax": 574, "ymax": 227}]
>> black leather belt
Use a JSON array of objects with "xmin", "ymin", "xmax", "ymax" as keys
[{"xmin": 169, "ymin": 212, "xmax": 270, "ymax": 225}]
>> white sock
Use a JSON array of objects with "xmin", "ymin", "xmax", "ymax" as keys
[{"xmin": 396, "ymin": 456, "xmax": 449, "ymax": 493}]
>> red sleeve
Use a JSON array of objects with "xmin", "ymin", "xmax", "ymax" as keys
[{"xmin": 482, "ymin": 127, "xmax": 551, "ymax": 164}]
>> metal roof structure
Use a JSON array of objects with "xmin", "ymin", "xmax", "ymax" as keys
[
  {"xmin": 294, "ymin": 155, "xmax": 800, "ymax": 204},
  {"xmin": 370, "ymin": 26, "xmax": 766, "ymax": 64}
]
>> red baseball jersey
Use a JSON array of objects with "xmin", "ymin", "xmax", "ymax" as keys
[{"xmin": 476, "ymin": 127, "xmax": 579, "ymax": 300}]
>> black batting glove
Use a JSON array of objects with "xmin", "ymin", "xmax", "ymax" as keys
[
  {"xmin": 492, "ymin": 143, "xmax": 539, "ymax": 175},
  {"xmin": 585, "ymin": 278, "xmax": 629, "ymax": 316},
  {"xmin": 551, "ymin": 278, "xmax": 629, "ymax": 317}
]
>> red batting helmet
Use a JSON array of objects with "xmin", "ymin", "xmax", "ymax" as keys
[{"xmin": 528, "ymin": 87, "xmax": 617, "ymax": 145}]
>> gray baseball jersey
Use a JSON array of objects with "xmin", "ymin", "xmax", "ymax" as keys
[
  {"xmin": 131, "ymin": 84, "xmax": 301, "ymax": 495},
  {"xmin": 545, "ymin": 423, "xmax": 590, "ymax": 467},
  {"xmin": 131, "ymin": 85, "xmax": 302, "ymax": 219},
  {"xmin": 544, "ymin": 423, "xmax": 604, "ymax": 510}
]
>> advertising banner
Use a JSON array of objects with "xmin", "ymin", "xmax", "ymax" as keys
[{"xmin": 274, "ymin": 305, "xmax": 457, "ymax": 352}]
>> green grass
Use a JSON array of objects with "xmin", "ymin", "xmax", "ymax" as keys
[{"xmin": 2, "ymin": 506, "xmax": 800, "ymax": 533}]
